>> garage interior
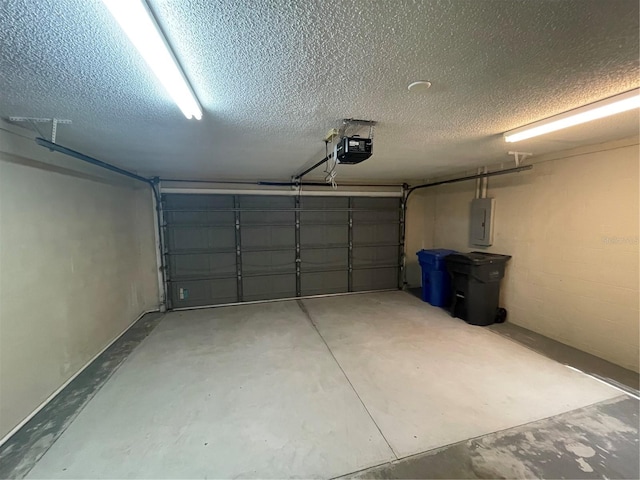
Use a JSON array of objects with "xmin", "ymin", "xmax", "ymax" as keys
[{"xmin": 0, "ymin": 1, "xmax": 638, "ymax": 479}]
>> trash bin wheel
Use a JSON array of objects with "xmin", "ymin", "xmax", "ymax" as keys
[{"xmin": 495, "ymin": 307, "xmax": 507, "ymax": 323}]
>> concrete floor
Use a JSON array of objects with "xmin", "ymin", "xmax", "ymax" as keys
[
  {"xmin": 20, "ymin": 292, "xmax": 633, "ymax": 478},
  {"xmin": 344, "ymin": 395, "xmax": 639, "ymax": 479},
  {"xmin": 489, "ymin": 321, "xmax": 640, "ymax": 391},
  {"xmin": 27, "ymin": 300, "xmax": 393, "ymax": 479},
  {"xmin": 302, "ymin": 293, "xmax": 619, "ymax": 457}
]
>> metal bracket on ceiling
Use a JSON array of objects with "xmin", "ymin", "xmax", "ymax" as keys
[
  {"xmin": 8, "ymin": 117, "xmax": 72, "ymax": 143},
  {"xmin": 340, "ymin": 118, "xmax": 377, "ymax": 139},
  {"xmin": 507, "ymin": 151, "xmax": 533, "ymax": 167}
]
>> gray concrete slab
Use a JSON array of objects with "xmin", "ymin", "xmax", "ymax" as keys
[
  {"xmin": 302, "ymin": 291, "xmax": 621, "ymax": 458},
  {"xmin": 26, "ymin": 301, "xmax": 395, "ymax": 479},
  {"xmin": 343, "ymin": 395, "xmax": 639, "ymax": 479},
  {"xmin": 489, "ymin": 321, "xmax": 640, "ymax": 391},
  {"xmin": 408, "ymin": 286, "xmax": 640, "ymax": 393}
]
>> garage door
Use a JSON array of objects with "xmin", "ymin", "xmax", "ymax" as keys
[{"xmin": 162, "ymin": 193, "xmax": 403, "ymax": 309}]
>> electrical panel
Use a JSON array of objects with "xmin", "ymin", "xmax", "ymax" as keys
[{"xmin": 469, "ymin": 198, "xmax": 495, "ymax": 247}]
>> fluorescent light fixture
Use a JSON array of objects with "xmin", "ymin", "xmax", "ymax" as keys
[
  {"xmin": 103, "ymin": 0, "xmax": 202, "ymax": 120},
  {"xmin": 504, "ymin": 88, "xmax": 640, "ymax": 143}
]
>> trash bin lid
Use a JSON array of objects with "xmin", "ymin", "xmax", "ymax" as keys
[
  {"xmin": 446, "ymin": 251, "xmax": 511, "ymax": 265},
  {"xmin": 416, "ymin": 249, "xmax": 457, "ymax": 260}
]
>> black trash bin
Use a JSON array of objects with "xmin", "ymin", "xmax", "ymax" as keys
[{"xmin": 445, "ymin": 252, "xmax": 511, "ymax": 326}]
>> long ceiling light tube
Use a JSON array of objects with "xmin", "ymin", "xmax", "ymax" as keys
[
  {"xmin": 504, "ymin": 88, "xmax": 640, "ymax": 143},
  {"xmin": 102, "ymin": 0, "xmax": 202, "ymax": 120}
]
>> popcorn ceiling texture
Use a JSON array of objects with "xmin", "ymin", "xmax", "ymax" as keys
[{"xmin": 0, "ymin": 0, "xmax": 638, "ymax": 181}]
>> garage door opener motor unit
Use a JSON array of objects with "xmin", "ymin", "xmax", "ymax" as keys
[
  {"xmin": 335, "ymin": 136, "xmax": 373, "ymax": 164},
  {"xmin": 293, "ymin": 119, "xmax": 376, "ymax": 187}
]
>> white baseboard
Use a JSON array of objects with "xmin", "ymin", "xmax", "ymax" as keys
[{"xmin": 0, "ymin": 309, "xmax": 160, "ymax": 448}]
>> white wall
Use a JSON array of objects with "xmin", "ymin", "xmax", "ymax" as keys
[
  {"xmin": 0, "ymin": 123, "xmax": 160, "ymax": 440},
  {"xmin": 407, "ymin": 138, "xmax": 639, "ymax": 372}
]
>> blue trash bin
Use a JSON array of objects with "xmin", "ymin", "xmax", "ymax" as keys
[{"xmin": 417, "ymin": 249, "xmax": 457, "ymax": 307}]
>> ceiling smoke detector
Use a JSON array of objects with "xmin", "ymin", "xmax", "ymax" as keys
[{"xmin": 408, "ymin": 81, "xmax": 432, "ymax": 92}]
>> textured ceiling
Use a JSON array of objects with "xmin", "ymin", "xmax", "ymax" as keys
[{"xmin": 0, "ymin": 0, "xmax": 638, "ymax": 182}]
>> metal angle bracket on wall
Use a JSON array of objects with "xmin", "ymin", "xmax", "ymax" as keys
[
  {"xmin": 507, "ymin": 151, "xmax": 532, "ymax": 167},
  {"xmin": 9, "ymin": 117, "xmax": 72, "ymax": 143}
]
